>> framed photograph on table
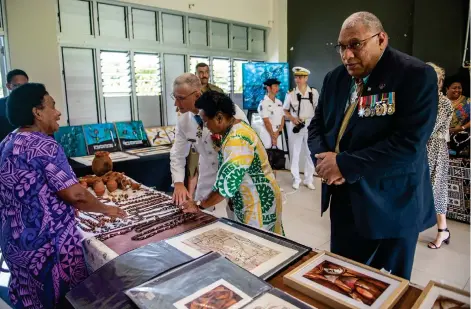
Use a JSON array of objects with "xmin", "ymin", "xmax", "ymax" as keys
[
  {"xmin": 165, "ymin": 218, "xmax": 311, "ymax": 280},
  {"xmin": 243, "ymin": 288, "xmax": 316, "ymax": 308},
  {"xmin": 411, "ymin": 281, "xmax": 470, "ymax": 309},
  {"xmin": 283, "ymin": 251, "xmax": 409, "ymax": 309},
  {"xmin": 125, "ymin": 252, "xmax": 271, "ymax": 309}
]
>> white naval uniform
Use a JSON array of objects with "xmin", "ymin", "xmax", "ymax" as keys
[
  {"xmin": 257, "ymin": 95, "xmax": 284, "ymax": 148},
  {"xmin": 170, "ymin": 105, "xmax": 248, "ymax": 203},
  {"xmin": 283, "ymin": 86, "xmax": 319, "ymax": 185}
]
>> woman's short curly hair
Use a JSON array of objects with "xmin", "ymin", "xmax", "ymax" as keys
[
  {"xmin": 195, "ymin": 91, "xmax": 236, "ymax": 118},
  {"xmin": 7, "ymin": 83, "xmax": 48, "ymax": 127}
]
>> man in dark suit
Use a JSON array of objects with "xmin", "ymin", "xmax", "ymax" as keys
[
  {"xmin": 0, "ymin": 69, "xmax": 29, "ymax": 141},
  {"xmin": 308, "ymin": 12, "xmax": 437, "ymax": 280}
]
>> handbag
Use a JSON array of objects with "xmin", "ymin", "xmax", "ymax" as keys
[{"xmin": 266, "ymin": 146, "xmax": 286, "ymax": 170}]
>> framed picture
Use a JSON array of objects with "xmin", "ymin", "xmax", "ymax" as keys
[
  {"xmin": 125, "ymin": 252, "xmax": 271, "ymax": 309},
  {"xmin": 411, "ymin": 281, "xmax": 470, "ymax": 309},
  {"xmin": 165, "ymin": 218, "xmax": 310, "ymax": 280},
  {"xmin": 54, "ymin": 125, "xmax": 88, "ymax": 157},
  {"xmin": 125, "ymin": 145, "xmax": 171, "ymax": 157},
  {"xmin": 242, "ymin": 62, "xmax": 289, "ymax": 110},
  {"xmin": 283, "ymin": 251, "xmax": 409, "ymax": 309},
  {"xmin": 243, "ymin": 288, "xmax": 316, "ymax": 308},
  {"xmin": 145, "ymin": 126, "xmax": 172, "ymax": 146},
  {"xmin": 162, "ymin": 126, "xmax": 176, "ymax": 143},
  {"xmin": 71, "ymin": 152, "xmax": 139, "ymax": 166},
  {"xmin": 115, "ymin": 120, "xmax": 150, "ymax": 150},
  {"xmin": 82, "ymin": 123, "xmax": 120, "ymax": 154}
]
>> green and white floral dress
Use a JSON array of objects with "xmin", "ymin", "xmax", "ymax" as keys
[{"xmin": 213, "ymin": 121, "xmax": 284, "ymax": 235}]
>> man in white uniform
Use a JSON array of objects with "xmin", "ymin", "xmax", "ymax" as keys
[
  {"xmin": 283, "ymin": 66, "xmax": 319, "ymax": 190},
  {"xmin": 257, "ymin": 78, "xmax": 285, "ymax": 148},
  {"xmin": 170, "ymin": 73, "xmax": 248, "ymax": 215}
]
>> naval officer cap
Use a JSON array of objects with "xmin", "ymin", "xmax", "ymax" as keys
[
  {"xmin": 292, "ymin": 66, "xmax": 310, "ymax": 76},
  {"xmin": 263, "ymin": 78, "xmax": 281, "ymax": 86}
]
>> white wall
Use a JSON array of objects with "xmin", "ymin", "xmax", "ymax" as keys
[
  {"xmin": 267, "ymin": 0, "xmax": 287, "ymax": 62},
  {"xmin": 6, "ymin": 0, "xmax": 65, "ymax": 124}
]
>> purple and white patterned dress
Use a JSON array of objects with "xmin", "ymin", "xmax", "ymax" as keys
[{"xmin": 0, "ymin": 132, "xmax": 88, "ymax": 308}]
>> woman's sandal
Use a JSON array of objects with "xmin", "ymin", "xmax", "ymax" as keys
[{"xmin": 428, "ymin": 228, "xmax": 451, "ymax": 249}]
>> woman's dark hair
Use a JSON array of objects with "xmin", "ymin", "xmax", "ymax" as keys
[
  {"xmin": 6, "ymin": 83, "xmax": 48, "ymax": 127},
  {"xmin": 7, "ymin": 69, "xmax": 28, "ymax": 84},
  {"xmin": 195, "ymin": 91, "xmax": 236, "ymax": 118},
  {"xmin": 444, "ymin": 75, "xmax": 462, "ymax": 89}
]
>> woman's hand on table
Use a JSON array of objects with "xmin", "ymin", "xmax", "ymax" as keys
[
  {"xmin": 103, "ymin": 206, "xmax": 127, "ymax": 219},
  {"xmin": 181, "ymin": 200, "xmax": 200, "ymax": 213}
]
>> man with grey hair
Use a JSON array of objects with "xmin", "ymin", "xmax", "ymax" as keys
[
  {"xmin": 308, "ymin": 12, "xmax": 437, "ymax": 279},
  {"xmin": 170, "ymin": 73, "xmax": 248, "ymax": 216}
]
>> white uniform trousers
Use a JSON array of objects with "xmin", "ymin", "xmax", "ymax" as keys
[
  {"xmin": 259, "ymin": 126, "xmax": 283, "ymax": 149},
  {"xmin": 288, "ymin": 121, "xmax": 314, "ymax": 185}
]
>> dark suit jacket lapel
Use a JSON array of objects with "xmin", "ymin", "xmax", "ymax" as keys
[
  {"xmin": 335, "ymin": 72, "xmax": 353, "ymax": 135},
  {"xmin": 342, "ymin": 47, "xmax": 392, "ymax": 138}
]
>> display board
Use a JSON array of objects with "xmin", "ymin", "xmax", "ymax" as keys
[
  {"xmin": 82, "ymin": 123, "xmax": 120, "ymax": 154},
  {"xmin": 242, "ymin": 62, "xmax": 289, "ymax": 110},
  {"xmin": 54, "ymin": 125, "xmax": 88, "ymax": 157},
  {"xmin": 115, "ymin": 121, "xmax": 150, "ymax": 150}
]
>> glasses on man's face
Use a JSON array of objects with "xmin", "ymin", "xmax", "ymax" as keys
[
  {"xmin": 170, "ymin": 91, "xmax": 197, "ymax": 101},
  {"xmin": 335, "ymin": 33, "xmax": 380, "ymax": 54}
]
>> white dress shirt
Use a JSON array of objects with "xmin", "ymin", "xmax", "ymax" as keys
[
  {"xmin": 170, "ymin": 105, "xmax": 248, "ymax": 201},
  {"xmin": 283, "ymin": 86, "xmax": 319, "ymax": 122}
]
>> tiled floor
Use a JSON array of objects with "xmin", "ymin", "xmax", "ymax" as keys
[{"xmin": 215, "ymin": 170, "xmax": 471, "ymax": 292}]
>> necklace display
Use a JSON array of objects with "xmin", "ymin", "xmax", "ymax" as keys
[{"xmin": 131, "ymin": 213, "xmax": 196, "ymax": 241}]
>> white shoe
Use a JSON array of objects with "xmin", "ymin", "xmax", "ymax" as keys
[
  {"xmin": 292, "ymin": 182, "xmax": 300, "ymax": 190},
  {"xmin": 280, "ymin": 187, "xmax": 285, "ymax": 192},
  {"xmin": 305, "ymin": 183, "xmax": 316, "ymax": 190}
]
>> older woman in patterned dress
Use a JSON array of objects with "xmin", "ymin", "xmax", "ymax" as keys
[
  {"xmin": 182, "ymin": 91, "xmax": 284, "ymax": 235},
  {"xmin": 0, "ymin": 83, "xmax": 126, "ymax": 308},
  {"xmin": 425, "ymin": 63, "xmax": 453, "ymax": 249}
]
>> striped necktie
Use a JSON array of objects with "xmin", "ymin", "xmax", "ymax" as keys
[{"xmin": 335, "ymin": 79, "xmax": 364, "ymax": 153}]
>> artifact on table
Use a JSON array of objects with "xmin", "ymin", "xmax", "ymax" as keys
[
  {"xmin": 284, "ymin": 251, "xmax": 409, "ymax": 309},
  {"xmin": 411, "ymin": 281, "xmax": 470, "ymax": 309},
  {"xmin": 106, "ymin": 179, "xmax": 118, "ymax": 192},
  {"xmin": 79, "ymin": 171, "xmax": 142, "ymax": 194},
  {"xmin": 92, "ymin": 151, "xmax": 113, "ymax": 176},
  {"xmin": 93, "ymin": 180, "xmax": 106, "ymax": 197}
]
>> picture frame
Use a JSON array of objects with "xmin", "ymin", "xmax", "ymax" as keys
[
  {"xmin": 145, "ymin": 126, "xmax": 172, "ymax": 146},
  {"xmin": 125, "ymin": 252, "xmax": 271, "ymax": 309},
  {"xmin": 283, "ymin": 251, "xmax": 409, "ymax": 309},
  {"xmin": 243, "ymin": 288, "xmax": 316, "ymax": 309},
  {"xmin": 411, "ymin": 280, "xmax": 470, "ymax": 309},
  {"xmin": 82, "ymin": 123, "xmax": 120, "ymax": 154},
  {"xmin": 115, "ymin": 120, "xmax": 150, "ymax": 150},
  {"xmin": 54, "ymin": 125, "xmax": 88, "ymax": 157},
  {"xmin": 165, "ymin": 218, "xmax": 311, "ymax": 280}
]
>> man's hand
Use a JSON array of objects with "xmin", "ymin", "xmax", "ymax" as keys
[
  {"xmin": 450, "ymin": 126, "xmax": 463, "ymax": 134},
  {"xmin": 315, "ymin": 152, "xmax": 344, "ymax": 185},
  {"xmin": 172, "ymin": 182, "xmax": 191, "ymax": 205},
  {"xmin": 291, "ymin": 117, "xmax": 301, "ymax": 125},
  {"xmin": 103, "ymin": 206, "xmax": 127, "ymax": 219},
  {"xmin": 181, "ymin": 200, "xmax": 200, "ymax": 213}
]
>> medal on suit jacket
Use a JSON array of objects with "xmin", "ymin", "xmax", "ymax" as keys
[
  {"xmin": 358, "ymin": 96, "xmax": 366, "ymax": 117},
  {"xmin": 370, "ymin": 96, "xmax": 377, "ymax": 117},
  {"xmin": 387, "ymin": 92, "xmax": 396, "ymax": 115},
  {"xmin": 364, "ymin": 95, "xmax": 372, "ymax": 117}
]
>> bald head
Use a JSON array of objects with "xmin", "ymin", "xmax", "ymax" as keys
[
  {"xmin": 173, "ymin": 73, "xmax": 202, "ymax": 91},
  {"xmin": 342, "ymin": 12, "xmax": 384, "ymax": 33}
]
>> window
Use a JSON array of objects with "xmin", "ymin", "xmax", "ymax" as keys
[
  {"xmin": 100, "ymin": 51, "xmax": 132, "ymax": 122},
  {"xmin": 134, "ymin": 53, "xmax": 162, "ymax": 127},
  {"xmin": 212, "ymin": 58, "xmax": 231, "ymax": 93},
  {"xmin": 162, "ymin": 13, "xmax": 184, "ymax": 45},
  {"xmin": 189, "ymin": 18, "xmax": 208, "ymax": 46},
  {"xmin": 211, "ymin": 22, "xmax": 229, "ymax": 49},
  {"xmin": 62, "ymin": 47, "xmax": 98, "ymax": 125},
  {"xmin": 163, "ymin": 54, "xmax": 186, "ymax": 125},
  {"xmin": 233, "ymin": 59, "xmax": 248, "ymax": 94},
  {"xmin": 58, "ymin": 0, "xmax": 93, "ymax": 37},
  {"xmin": 189, "ymin": 56, "xmax": 209, "ymax": 74},
  {"xmin": 132, "ymin": 9, "xmax": 158, "ymax": 41},
  {"xmin": 251, "ymin": 28, "xmax": 265, "ymax": 53},
  {"xmin": 232, "ymin": 25, "xmax": 248, "ymax": 50},
  {"xmin": 98, "ymin": 3, "xmax": 127, "ymax": 39}
]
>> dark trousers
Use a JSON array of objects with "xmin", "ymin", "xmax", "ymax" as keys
[{"xmin": 329, "ymin": 195, "xmax": 418, "ymax": 280}]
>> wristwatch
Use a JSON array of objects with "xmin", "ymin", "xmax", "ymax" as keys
[{"xmin": 196, "ymin": 200, "xmax": 204, "ymax": 210}]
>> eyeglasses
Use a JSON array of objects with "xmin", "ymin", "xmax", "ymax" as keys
[
  {"xmin": 170, "ymin": 91, "xmax": 197, "ymax": 101},
  {"xmin": 335, "ymin": 33, "xmax": 380, "ymax": 54}
]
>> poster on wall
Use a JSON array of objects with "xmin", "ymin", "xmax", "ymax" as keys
[
  {"xmin": 115, "ymin": 121, "xmax": 150, "ymax": 150},
  {"xmin": 82, "ymin": 123, "xmax": 120, "ymax": 154},
  {"xmin": 54, "ymin": 125, "xmax": 88, "ymax": 157},
  {"xmin": 242, "ymin": 62, "xmax": 289, "ymax": 110}
]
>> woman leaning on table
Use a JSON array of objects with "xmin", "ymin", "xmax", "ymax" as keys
[
  {"xmin": 425, "ymin": 63, "xmax": 453, "ymax": 250},
  {"xmin": 181, "ymin": 91, "xmax": 284, "ymax": 235},
  {"xmin": 0, "ymin": 83, "xmax": 126, "ymax": 308}
]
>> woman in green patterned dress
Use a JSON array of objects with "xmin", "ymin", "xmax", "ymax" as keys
[{"xmin": 181, "ymin": 91, "xmax": 284, "ymax": 235}]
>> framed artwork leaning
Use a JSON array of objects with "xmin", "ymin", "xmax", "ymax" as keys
[
  {"xmin": 283, "ymin": 251, "xmax": 409, "ymax": 309},
  {"xmin": 125, "ymin": 252, "xmax": 271, "ymax": 309},
  {"xmin": 243, "ymin": 288, "xmax": 317, "ymax": 309},
  {"xmin": 165, "ymin": 218, "xmax": 310, "ymax": 280},
  {"xmin": 145, "ymin": 126, "xmax": 172, "ymax": 146},
  {"xmin": 411, "ymin": 281, "xmax": 470, "ymax": 309}
]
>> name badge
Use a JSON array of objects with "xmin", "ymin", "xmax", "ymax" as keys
[{"xmin": 358, "ymin": 92, "xmax": 395, "ymax": 118}]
